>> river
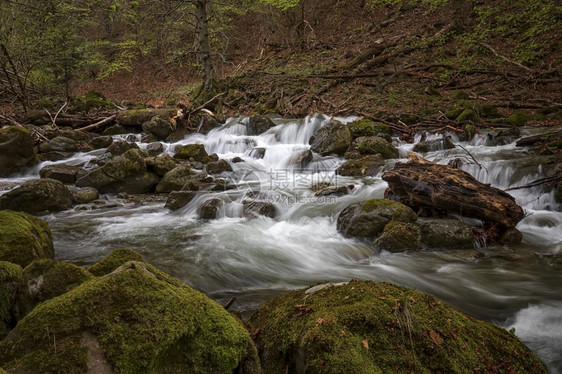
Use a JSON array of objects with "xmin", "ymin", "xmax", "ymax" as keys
[{"xmin": 2, "ymin": 114, "xmax": 561, "ymax": 372}]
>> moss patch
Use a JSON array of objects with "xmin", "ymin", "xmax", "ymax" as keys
[
  {"xmin": 0, "ymin": 210, "xmax": 54, "ymax": 268},
  {"xmin": 87, "ymin": 248, "xmax": 145, "ymax": 277},
  {"xmin": 0, "ymin": 261, "xmax": 260, "ymax": 373},
  {"xmin": 0, "ymin": 261, "xmax": 23, "ymax": 338},
  {"xmin": 250, "ymin": 280, "xmax": 546, "ymax": 374},
  {"xmin": 506, "ymin": 110, "xmax": 532, "ymax": 127},
  {"xmin": 374, "ymin": 220, "xmax": 422, "ymax": 252}
]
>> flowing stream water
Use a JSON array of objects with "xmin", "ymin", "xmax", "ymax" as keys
[{"xmin": 2, "ymin": 114, "xmax": 561, "ymax": 372}]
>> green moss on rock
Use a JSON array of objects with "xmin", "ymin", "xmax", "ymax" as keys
[
  {"xmin": 173, "ymin": 144, "xmax": 211, "ymax": 163},
  {"xmin": 0, "ymin": 210, "xmax": 54, "ymax": 268},
  {"xmin": 16, "ymin": 259, "xmax": 93, "ymax": 320},
  {"xmin": 507, "ymin": 110, "xmax": 532, "ymax": 127},
  {"xmin": 455, "ymin": 109, "xmax": 478, "ymax": 122},
  {"xmin": 1, "ymin": 261, "xmax": 22, "ymax": 338},
  {"xmin": 0, "ymin": 261, "xmax": 260, "ymax": 373},
  {"xmin": 250, "ymin": 280, "xmax": 546, "ymax": 374},
  {"xmin": 87, "ymin": 248, "xmax": 145, "ymax": 276},
  {"xmin": 452, "ymin": 90, "xmax": 470, "ymax": 100},
  {"xmin": 374, "ymin": 220, "xmax": 421, "ymax": 252},
  {"xmin": 348, "ymin": 119, "xmax": 391, "ymax": 139}
]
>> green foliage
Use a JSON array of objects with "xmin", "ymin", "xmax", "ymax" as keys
[{"xmin": 259, "ymin": 0, "xmax": 300, "ymax": 10}]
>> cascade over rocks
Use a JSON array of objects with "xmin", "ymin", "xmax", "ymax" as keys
[
  {"xmin": 246, "ymin": 115, "xmax": 276, "ymax": 135},
  {"xmin": 0, "ymin": 126, "xmax": 36, "ymax": 177},
  {"xmin": 310, "ymin": 121, "xmax": 352, "ymax": 156},
  {"xmin": 382, "ymin": 155, "xmax": 525, "ymax": 232},
  {"xmin": 336, "ymin": 155, "xmax": 385, "ymax": 177},
  {"xmin": 250, "ymin": 280, "xmax": 547, "ymax": 374},
  {"xmin": 0, "ymin": 179, "xmax": 73, "ymax": 213}
]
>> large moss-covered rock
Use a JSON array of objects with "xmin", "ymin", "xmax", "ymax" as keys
[
  {"xmin": 76, "ymin": 149, "xmax": 158, "ymax": 194},
  {"xmin": 74, "ymin": 91, "xmax": 116, "ymax": 112},
  {"xmin": 0, "ymin": 126, "xmax": 36, "ymax": 177},
  {"xmin": 356, "ymin": 136, "xmax": 399, "ymax": 159},
  {"xmin": 38, "ymin": 136, "xmax": 85, "ymax": 153},
  {"xmin": 413, "ymin": 137, "xmax": 456, "ymax": 153},
  {"xmin": 0, "ymin": 261, "xmax": 22, "ymax": 338},
  {"xmin": 174, "ymin": 144, "xmax": 211, "ymax": 164},
  {"xmin": 0, "ymin": 179, "xmax": 73, "ymax": 213},
  {"xmin": 155, "ymin": 166, "xmax": 200, "ymax": 193},
  {"xmin": 373, "ymin": 220, "xmax": 422, "ymax": 252},
  {"xmin": 15, "ymin": 259, "xmax": 93, "ymax": 320},
  {"xmin": 105, "ymin": 140, "xmax": 139, "ymax": 156},
  {"xmin": 337, "ymin": 199, "xmax": 417, "ymax": 238},
  {"xmin": 0, "ymin": 211, "xmax": 54, "ymax": 268},
  {"xmin": 250, "ymin": 280, "xmax": 546, "ymax": 374},
  {"xmin": 247, "ymin": 115, "xmax": 276, "ymax": 135},
  {"xmin": 87, "ymin": 248, "xmax": 145, "ymax": 277},
  {"xmin": 116, "ymin": 108, "xmax": 176, "ymax": 127},
  {"xmin": 0, "ymin": 261, "xmax": 260, "ymax": 373},
  {"xmin": 145, "ymin": 153, "xmax": 178, "ymax": 177},
  {"xmin": 506, "ymin": 110, "xmax": 531, "ymax": 127},
  {"xmin": 418, "ymin": 218, "xmax": 474, "ymax": 249},
  {"xmin": 142, "ymin": 116, "xmax": 175, "ymax": 140},
  {"xmin": 348, "ymin": 119, "xmax": 391, "ymax": 140},
  {"xmin": 310, "ymin": 122, "xmax": 352, "ymax": 156},
  {"xmin": 336, "ymin": 155, "xmax": 385, "ymax": 177}
]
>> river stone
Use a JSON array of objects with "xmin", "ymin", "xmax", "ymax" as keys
[
  {"xmin": 102, "ymin": 124, "xmax": 129, "ymax": 135},
  {"xmin": 356, "ymin": 136, "xmax": 399, "ymax": 159},
  {"xmin": 205, "ymin": 159, "xmax": 232, "ymax": 174},
  {"xmin": 174, "ymin": 144, "xmax": 211, "ymax": 163},
  {"xmin": 0, "ymin": 126, "xmax": 36, "ymax": 177},
  {"xmin": 0, "ymin": 261, "xmax": 22, "ymax": 338},
  {"xmin": 14, "ymin": 259, "xmax": 93, "ymax": 321},
  {"xmin": 165, "ymin": 127, "xmax": 191, "ymax": 142},
  {"xmin": 68, "ymin": 187, "xmax": 99, "ymax": 204},
  {"xmin": 57, "ymin": 128, "xmax": 91, "ymax": 142},
  {"xmin": 89, "ymin": 136, "xmax": 113, "ymax": 149},
  {"xmin": 165, "ymin": 191, "xmax": 197, "ymax": 210},
  {"xmin": 155, "ymin": 166, "xmax": 199, "ymax": 193},
  {"xmin": 106, "ymin": 140, "xmax": 139, "ymax": 156},
  {"xmin": 249, "ymin": 147, "xmax": 266, "ymax": 159},
  {"xmin": 373, "ymin": 220, "xmax": 422, "ymax": 252},
  {"xmin": 413, "ymin": 137, "xmax": 456, "ymax": 153},
  {"xmin": 197, "ymin": 198, "xmax": 223, "ymax": 219},
  {"xmin": 348, "ymin": 119, "xmax": 392, "ymax": 140},
  {"xmin": 310, "ymin": 121, "xmax": 352, "ymax": 156},
  {"xmin": 499, "ymin": 228, "xmax": 523, "ymax": 245},
  {"xmin": 38, "ymin": 136, "xmax": 82, "ymax": 153},
  {"xmin": 76, "ymin": 149, "xmax": 156, "ymax": 194},
  {"xmin": 336, "ymin": 155, "xmax": 385, "ymax": 177},
  {"xmin": 192, "ymin": 112, "xmax": 222, "ymax": 134},
  {"xmin": 243, "ymin": 201, "xmax": 277, "ymax": 218},
  {"xmin": 0, "ymin": 179, "xmax": 73, "ymax": 213},
  {"xmin": 145, "ymin": 154, "xmax": 177, "ymax": 177},
  {"xmin": 116, "ymin": 108, "xmax": 176, "ymax": 127},
  {"xmin": 0, "ymin": 210, "xmax": 54, "ymax": 268},
  {"xmin": 247, "ymin": 115, "xmax": 276, "ymax": 135},
  {"xmin": 314, "ymin": 185, "xmax": 349, "ymax": 197},
  {"xmin": 0, "ymin": 261, "xmax": 260, "ymax": 373},
  {"xmin": 39, "ymin": 164, "xmax": 83, "ymax": 184},
  {"xmin": 250, "ymin": 280, "xmax": 546, "ymax": 374},
  {"xmin": 418, "ymin": 218, "xmax": 474, "ymax": 249},
  {"xmin": 146, "ymin": 142, "xmax": 164, "ymax": 156},
  {"xmin": 291, "ymin": 149, "xmax": 313, "ymax": 168},
  {"xmin": 337, "ymin": 199, "xmax": 417, "ymax": 238},
  {"xmin": 87, "ymin": 249, "xmax": 145, "ymax": 277},
  {"xmin": 142, "ymin": 116, "xmax": 174, "ymax": 140}
]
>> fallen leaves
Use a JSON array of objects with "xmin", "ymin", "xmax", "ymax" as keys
[
  {"xmin": 429, "ymin": 330, "xmax": 443, "ymax": 346},
  {"xmin": 362, "ymin": 339, "xmax": 369, "ymax": 351}
]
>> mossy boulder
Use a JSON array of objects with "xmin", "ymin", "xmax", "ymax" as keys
[
  {"xmin": 39, "ymin": 164, "xmax": 83, "ymax": 184},
  {"xmin": 373, "ymin": 220, "xmax": 422, "ymax": 252},
  {"xmin": 0, "ymin": 210, "xmax": 54, "ymax": 268},
  {"xmin": 165, "ymin": 191, "xmax": 197, "ymax": 211},
  {"xmin": 155, "ymin": 166, "xmax": 200, "ymax": 193},
  {"xmin": 142, "ymin": 116, "xmax": 175, "ymax": 140},
  {"xmin": 455, "ymin": 109, "xmax": 478, "ymax": 122},
  {"xmin": 336, "ymin": 155, "xmax": 385, "ymax": 177},
  {"xmin": 205, "ymin": 159, "xmax": 233, "ymax": 174},
  {"xmin": 476, "ymin": 103, "xmax": 498, "ymax": 118},
  {"xmin": 348, "ymin": 119, "xmax": 391, "ymax": 139},
  {"xmin": 74, "ymin": 91, "xmax": 116, "ymax": 112},
  {"xmin": 0, "ymin": 126, "xmax": 36, "ymax": 177},
  {"xmin": 413, "ymin": 137, "xmax": 456, "ymax": 153},
  {"xmin": 0, "ymin": 261, "xmax": 22, "ymax": 338},
  {"xmin": 250, "ymin": 280, "xmax": 546, "ymax": 374},
  {"xmin": 247, "ymin": 115, "xmax": 276, "ymax": 135},
  {"xmin": 38, "ymin": 136, "xmax": 84, "ymax": 153},
  {"xmin": 452, "ymin": 90, "xmax": 470, "ymax": 100},
  {"xmin": 87, "ymin": 248, "xmax": 145, "ymax": 277},
  {"xmin": 506, "ymin": 110, "xmax": 532, "ymax": 127},
  {"xmin": 106, "ymin": 140, "xmax": 139, "ymax": 156},
  {"xmin": 116, "ymin": 108, "xmax": 176, "ymax": 127},
  {"xmin": 310, "ymin": 121, "xmax": 352, "ymax": 156},
  {"xmin": 146, "ymin": 153, "xmax": 178, "ymax": 177},
  {"xmin": 0, "ymin": 261, "xmax": 260, "ymax": 373},
  {"xmin": 15, "ymin": 259, "xmax": 93, "ymax": 320},
  {"xmin": 356, "ymin": 136, "xmax": 399, "ymax": 159},
  {"xmin": 337, "ymin": 199, "xmax": 417, "ymax": 238},
  {"xmin": 0, "ymin": 179, "xmax": 73, "ymax": 213},
  {"xmin": 174, "ymin": 144, "xmax": 211, "ymax": 164},
  {"xmin": 76, "ymin": 149, "xmax": 158, "ymax": 194},
  {"xmin": 418, "ymin": 218, "xmax": 474, "ymax": 249}
]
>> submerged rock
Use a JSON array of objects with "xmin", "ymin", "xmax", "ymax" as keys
[
  {"xmin": 250, "ymin": 280, "xmax": 546, "ymax": 374},
  {"xmin": 243, "ymin": 201, "xmax": 277, "ymax": 218},
  {"xmin": 0, "ymin": 179, "xmax": 73, "ymax": 213},
  {"xmin": 310, "ymin": 121, "xmax": 352, "ymax": 156},
  {"xmin": 0, "ymin": 126, "xmax": 36, "ymax": 177},
  {"xmin": 337, "ymin": 199, "xmax": 417, "ymax": 238},
  {"xmin": 0, "ymin": 210, "xmax": 54, "ymax": 268},
  {"xmin": 198, "ymin": 198, "xmax": 223, "ymax": 219},
  {"xmin": 0, "ymin": 261, "xmax": 260, "ymax": 373},
  {"xmin": 15, "ymin": 259, "xmax": 93, "ymax": 320}
]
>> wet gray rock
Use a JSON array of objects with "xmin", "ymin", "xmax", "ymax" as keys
[
  {"xmin": 39, "ymin": 164, "xmax": 83, "ymax": 184},
  {"xmin": 102, "ymin": 124, "xmax": 129, "ymax": 135},
  {"xmin": 146, "ymin": 142, "xmax": 164, "ymax": 156},
  {"xmin": 68, "ymin": 186, "xmax": 99, "ymax": 204},
  {"xmin": 291, "ymin": 150, "xmax": 313, "ymax": 168},
  {"xmin": 205, "ymin": 159, "xmax": 232, "ymax": 174},
  {"xmin": 310, "ymin": 121, "xmax": 352, "ymax": 156},
  {"xmin": 165, "ymin": 191, "xmax": 197, "ymax": 210},
  {"xmin": 336, "ymin": 155, "xmax": 385, "ymax": 177},
  {"xmin": 145, "ymin": 154, "xmax": 177, "ymax": 177},
  {"xmin": 314, "ymin": 186, "xmax": 349, "ymax": 197},
  {"xmin": 39, "ymin": 136, "xmax": 81, "ymax": 153},
  {"xmin": 106, "ymin": 140, "xmax": 139, "ymax": 156},
  {"xmin": 155, "ymin": 166, "xmax": 199, "ymax": 193},
  {"xmin": 0, "ymin": 178, "xmax": 73, "ymax": 213},
  {"xmin": 0, "ymin": 126, "xmax": 36, "ymax": 177},
  {"xmin": 413, "ymin": 137, "xmax": 456, "ymax": 153},
  {"xmin": 89, "ymin": 136, "xmax": 113, "ymax": 149},
  {"xmin": 247, "ymin": 115, "xmax": 276, "ymax": 135},
  {"xmin": 243, "ymin": 201, "xmax": 277, "ymax": 218},
  {"xmin": 356, "ymin": 136, "xmax": 399, "ymax": 159},
  {"xmin": 249, "ymin": 147, "xmax": 266, "ymax": 159},
  {"xmin": 142, "ymin": 116, "xmax": 174, "ymax": 140},
  {"xmin": 417, "ymin": 218, "xmax": 474, "ymax": 249},
  {"xmin": 197, "ymin": 198, "xmax": 223, "ymax": 219}
]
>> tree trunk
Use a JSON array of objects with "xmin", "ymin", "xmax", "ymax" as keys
[{"xmin": 196, "ymin": 0, "xmax": 213, "ymax": 91}]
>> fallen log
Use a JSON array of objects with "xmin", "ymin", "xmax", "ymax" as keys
[
  {"xmin": 382, "ymin": 155, "xmax": 525, "ymax": 230},
  {"xmin": 516, "ymin": 130, "xmax": 562, "ymax": 147}
]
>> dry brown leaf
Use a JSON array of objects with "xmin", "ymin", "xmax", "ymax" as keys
[
  {"xmin": 429, "ymin": 330, "xmax": 443, "ymax": 346},
  {"xmin": 316, "ymin": 318, "xmax": 324, "ymax": 326},
  {"xmin": 362, "ymin": 339, "xmax": 369, "ymax": 350},
  {"xmin": 377, "ymin": 296, "xmax": 387, "ymax": 300}
]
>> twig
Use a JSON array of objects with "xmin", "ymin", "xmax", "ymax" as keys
[
  {"xmin": 223, "ymin": 297, "xmax": 236, "ymax": 310},
  {"xmin": 457, "ymin": 143, "xmax": 487, "ymax": 172},
  {"xmin": 480, "ymin": 43, "xmax": 532, "ymax": 73},
  {"xmin": 0, "ymin": 111, "xmax": 24, "ymax": 127},
  {"xmin": 505, "ymin": 176, "xmax": 562, "ymax": 192},
  {"xmin": 76, "ymin": 114, "xmax": 117, "ymax": 132},
  {"xmin": 190, "ymin": 92, "xmax": 225, "ymax": 115},
  {"xmin": 45, "ymin": 102, "xmax": 67, "ymax": 129}
]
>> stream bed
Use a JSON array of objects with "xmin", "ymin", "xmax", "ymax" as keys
[{"xmin": 2, "ymin": 114, "xmax": 561, "ymax": 372}]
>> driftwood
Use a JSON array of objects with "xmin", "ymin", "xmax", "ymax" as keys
[
  {"xmin": 76, "ymin": 114, "xmax": 117, "ymax": 132},
  {"xmin": 516, "ymin": 130, "xmax": 562, "ymax": 147},
  {"xmin": 382, "ymin": 155, "xmax": 525, "ymax": 229}
]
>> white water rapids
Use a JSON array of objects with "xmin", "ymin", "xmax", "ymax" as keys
[{"xmin": 1, "ymin": 114, "xmax": 561, "ymax": 372}]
